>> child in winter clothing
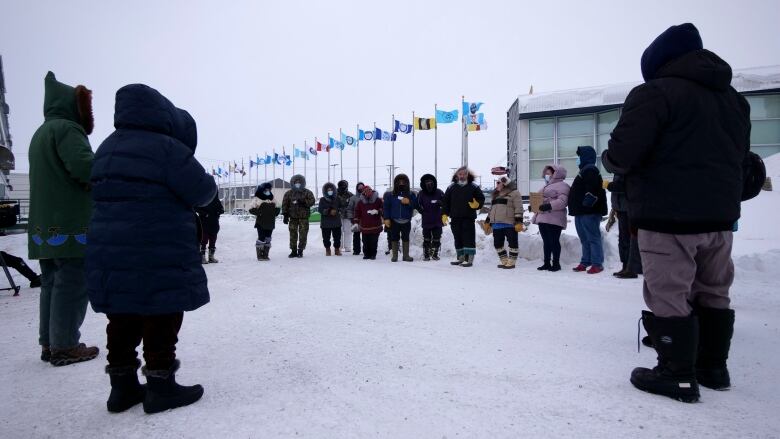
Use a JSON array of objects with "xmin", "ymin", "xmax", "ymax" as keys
[
  {"xmin": 442, "ymin": 167, "xmax": 485, "ymax": 267},
  {"xmin": 569, "ymin": 146, "xmax": 607, "ymax": 274},
  {"xmin": 417, "ymin": 174, "xmax": 444, "ymax": 261},
  {"xmin": 346, "ymin": 182, "xmax": 365, "ymax": 255},
  {"xmin": 282, "ymin": 174, "xmax": 316, "ymax": 258},
  {"xmin": 87, "ymin": 84, "xmax": 215, "ymax": 414},
  {"xmin": 195, "ymin": 194, "xmax": 224, "ymax": 263},
  {"xmin": 354, "ymin": 185, "xmax": 384, "ymax": 259},
  {"xmin": 318, "ymin": 182, "xmax": 343, "ymax": 255},
  {"xmin": 532, "ymin": 164, "xmax": 570, "ymax": 272},
  {"xmin": 383, "ymin": 174, "xmax": 418, "ymax": 262},
  {"xmin": 486, "ymin": 176, "xmax": 523, "ymax": 269},
  {"xmin": 249, "ymin": 182, "xmax": 280, "ymax": 261},
  {"xmin": 336, "ymin": 180, "xmax": 355, "ymax": 254}
]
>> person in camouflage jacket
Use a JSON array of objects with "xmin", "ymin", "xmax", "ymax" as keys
[{"xmin": 281, "ymin": 174, "xmax": 315, "ymax": 258}]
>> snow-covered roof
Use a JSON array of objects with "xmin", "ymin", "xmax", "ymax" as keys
[{"xmin": 515, "ymin": 65, "xmax": 780, "ymax": 115}]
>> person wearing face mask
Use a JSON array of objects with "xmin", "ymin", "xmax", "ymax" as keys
[
  {"xmin": 318, "ymin": 182, "xmax": 343, "ymax": 256},
  {"xmin": 486, "ymin": 176, "xmax": 524, "ymax": 269},
  {"xmin": 383, "ymin": 174, "xmax": 418, "ymax": 262},
  {"xmin": 195, "ymin": 193, "xmax": 225, "ymax": 264},
  {"xmin": 250, "ymin": 182, "xmax": 281, "ymax": 261},
  {"xmin": 532, "ymin": 165, "xmax": 570, "ymax": 271},
  {"xmin": 416, "ymin": 174, "xmax": 445, "ymax": 261},
  {"xmin": 569, "ymin": 146, "xmax": 607, "ymax": 274},
  {"xmin": 442, "ymin": 166, "xmax": 485, "ymax": 267},
  {"xmin": 282, "ymin": 174, "xmax": 316, "ymax": 258},
  {"xmin": 354, "ymin": 185, "xmax": 384, "ymax": 259},
  {"xmin": 346, "ymin": 182, "xmax": 366, "ymax": 255},
  {"xmin": 336, "ymin": 180, "xmax": 355, "ymax": 254}
]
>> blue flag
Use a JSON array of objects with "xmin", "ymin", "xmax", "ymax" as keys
[
  {"xmin": 329, "ymin": 137, "xmax": 345, "ymax": 150},
  {"xmin": 308, "ymin": 146, "xmax": 318, "ymax": 156},
  {"xmin": 341, "ymin": 133, "xmax": 357, "ymax": 147},
  {"xmin": 359, "ymin": 129, "xmax": 374, "ymax": 141},
  {"xmin": 394, "ymin": 120, "xmax": 413, "ymax": 134},
  {"xmin": 375, "ymin": 127, "xmax": 397, "ymax": 142},
  {"xmin": 435, "ymin": 109, "xmax": 459, "ymax": 124},
  {"xmin": 462, "ymin": 101, "xmax": 484, "ymax": 118}
]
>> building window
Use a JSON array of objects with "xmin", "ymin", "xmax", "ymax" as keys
[
  {"xmin": 529, "ymin": 118, "xmax": 554, "ymax": 179},
  {"xmin": 557, "ymin": 114, "xmax": 594, "ymax": 175},
  {"xmin": 597, "ymin": 109, "xmax": 620, "ymax": 174},
  {"xmin": 746, "ymin": 94, "xmax": 780, "ymax": 158}
]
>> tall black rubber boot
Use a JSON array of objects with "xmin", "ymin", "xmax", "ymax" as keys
[{"xmin": 696, "ymin": 306, "xmax": 735, "ymax": 390}]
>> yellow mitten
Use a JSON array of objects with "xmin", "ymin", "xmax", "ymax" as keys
[
  {"xmin": 401, "ymin": 197, "xmax": 410, "ymax": 205},
  {"xmin": 514, "ymin": 223, "xmax": 524, "ymax": 233},
  {"xmin": 602, "ymin": 180, "xmax": 610, "ymax": 190},
  {"xmin": 384, "ymin": 219, "xmax": 392, "ymax": 228},
  {"xmin": 441, "ymin": 214, "xmax": 449, "ymax": 226},
  {"xmin": 468, "ymin": 198, "xmax": 480, "ymax": 209}
]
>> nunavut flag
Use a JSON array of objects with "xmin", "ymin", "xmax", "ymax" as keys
[{"xmin": 414, "ymin": 117, "xmax": 436, "ymax": 130}]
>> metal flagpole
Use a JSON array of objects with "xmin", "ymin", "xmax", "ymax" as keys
[
  {"xmin": 264, "ymin": 154, "xmax": 268, "ymax": 183},
  {"xmin": 462, "ymin": 95, "xmax": 468, "ymax": 167},
  {"xmin": 434, "ymin": 104, "xmax": 438, "ymax": 183},
  {"xmin": 292, "ymin": 143, "xmax": 296, "ymax": 176},
  {"xmin": 315, "ymin": 137, "xmax": 320, "ymax": 198},
  {"xmin": 339, "ymin": 128, "xmax": 344, "ymax": 182},
  {"xmin": 272, "ymin": 149, "xmax": 276, "ymax": 188},
  {"xmin": 356, "ymin": 123, "xmax": 360, "ymax": 183},
  {"xmin": 304, "ymin": 140, "xmax": 308, "ymax": 181},
  {"xmin": 391, "ymin": 114, "xmax": 395, "ymax": 186},
  {"xmin": 371, "ymin": 122, "xmax": 377, "ymax": 190},
  {"xmin": 327, "ymin": 132, "xmax": 331, "ymax": 183},
  {"xmin": 411, "ymin": 111, "xmax": 415, "ymax": 189},
  {"xmin": 282, "ymin": 146, "xmax": 286, "ymax": 190}
]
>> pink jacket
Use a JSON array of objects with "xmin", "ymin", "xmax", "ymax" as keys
[{"xmin": 532, "ymin": 164, "xmax": 570, "ymax": 229}]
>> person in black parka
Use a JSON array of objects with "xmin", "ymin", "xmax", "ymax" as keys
[
  {"xmin": 569, "ymin": 146, "xmax": 607, "ymax": 274},
  {"xmin": 442, "ymin": 167, "xmax": 485, "ymax": 267},
  {"xmin": 195, "ymin": 193, "xmax": 224, "ymax": 263},
  {"xmin": 318, "ymin": 182, "xmax": 343, "ymax": 255},
  {"xmin": 249, "ymin": 182, "xmax": 280, "ymax": 261},
  {"xmin": 87, "ymin": 84, "xmax": 216, "ymax": 414}
]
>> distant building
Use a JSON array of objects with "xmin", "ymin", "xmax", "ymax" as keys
[
  {"xmin": 0, "ymin": 55, "xmax": 17, "ymax": 199},
  {"xmin": 218, "ymin": 178, "xmax": 291, "ymax": 212},
  {"xmin": 507, "ymin": 65, "xmax": 780, "ymax": 195}
]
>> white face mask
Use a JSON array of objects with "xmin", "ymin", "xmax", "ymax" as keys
[
  {"xmin": 327, "ymin": 190, "xmax": 334, "ymax": 196},
  {"xmin": 294, "ymin": 183, "xmax": 302, "ymax": 189},
  {"xmin": 264, "ymin": 190, "xmax": 271, "ymax": 196},
  {"xmin": 544, "ymin": 175, "xmax": 552, "ymax": 183}
]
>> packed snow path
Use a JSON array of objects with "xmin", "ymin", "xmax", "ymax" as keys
[{"xmin": 1, "ymin": 206, "xmax": 778, "ymax": 438}]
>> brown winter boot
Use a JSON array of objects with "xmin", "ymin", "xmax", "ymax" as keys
[
  {"xmin": 496, "ymin": 247, "xmax": 508, "ymax": 268},
  {"xmin": 325, "ymin": 247, "xmax": 332, "ymax": 256},
  {"xmin": 335, "ymin": 247, "xmax": 342, "ymax": 256},
  {"xmin": 504, "ymin": 248, "xmax": 519, "ymax": 269},
  {"xmin": 50, "ymin": 343, "xmax": 99, "ymax": 367}
]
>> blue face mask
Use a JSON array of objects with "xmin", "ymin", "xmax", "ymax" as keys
[
  {"xmin": 576, "ymin": 157, "xmax": 581, "ymax": 167},
  {"xmin": 327, "ymin": 190, "xmax": 334, "ymax": 196},
  {"xmin": 544, "ymin": 175, "xmax": 552, "ymax": 183},
  {"xmin": 263, "ymin": 190, "xmax": 271, "ymax": 196},
  {"xmin": 294, "ymin": 183, "xmax": 302, "ymax": 189}
]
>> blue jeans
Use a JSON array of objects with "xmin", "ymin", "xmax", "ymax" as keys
[
  {"xmin": 39, "ymin": 258, "xmax": 89, "ymax": 349},
  {"xmin": 575, "ymin": 214, "xmax": 604, "ymax": 267}
]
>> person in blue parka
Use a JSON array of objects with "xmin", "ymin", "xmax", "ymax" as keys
[
  {"xmin": 383, "ymin": 173, "xmax": 418, "ymax": 262},
  {"xmin": 86, "ymin": 84, "xmax": 216, "ymax": 415}
]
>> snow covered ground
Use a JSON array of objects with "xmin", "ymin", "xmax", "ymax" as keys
[{"xmin": 1, "ymin": 187, "xmax": 779, "ymax": 438}]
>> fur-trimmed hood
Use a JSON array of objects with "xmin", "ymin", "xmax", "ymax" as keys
[
  {"xmin": 393, "ymin": 173, "xmax": 411, "ymax": 195},
  {"xmin": 255, "ymin": 182, "xmax": 274, "ymax": 200},
  {"xmin": 43, "ymin": 71, "xmax": 94, "ymax": 135},
  {"xmin": 290, "ymin": 174, "xmax": 306, "ymax": 190},
  {"xmin": 322, "ymin": 182, "xmax": 337, "ymax": 197},
  {"xmin": 420, "ymin": 174, "xmax": 438, "ymax": 194},
  {"xmin": 450, "ymin": 166, "xmax": 476, "ymax": 184}
]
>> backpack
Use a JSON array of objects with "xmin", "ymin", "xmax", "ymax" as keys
[{"xmin": 741, "ymin": 151, "xmax": 766, "ymax": 201}]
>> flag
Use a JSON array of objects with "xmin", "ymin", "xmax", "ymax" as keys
[
  {"xmin": 462, "ymin": 101, "xmax": 484, "ymax": 116},
  {"xmin": 435, "ymin": 109, "xmax": 459, "ymax": 124},
  {"xmin": 211, "ymin": 168, "xmax": 216, "ymax": 176},
  {"xmin": 329, "ymin": 137, "xmax": 344, "ymax": 150},
  {"xmin": 316, "ymin": 141, "xmax": 326, "ymax": 151},
  {"xmin": 263, "ymin": 154, "xmax": 272, "ymax": 164},
  {"xmin": 414, "ymin": 117, "xmax": 436, "ymax": 130},
  {"xmin": 375, "ymin": 127, "xmax": 396, "ymax": 142},
  {"xmin": 394, "ymin": 120, "xmax": 413, "ymax": 134},
  {"xmin": 341, "ymin": 133, "xmax": 357, "ymax": 147},
  {"xmin": 466, "ymin": 112, "xmax": 488, "ymax": 131},
  {"xmin": 294, "ymin": 148, "xmax": 302, "ymax": 158},
  {"xmin": 249, "ymin": 161, "xmax": 254, "ymax": 169},
  {"xmin": 359, "ymin": 129, "xmax": 374, "ymax": 141},
  {"xmin": 256, "ymin": 155, "xmax": 261, "ymax": 165}
]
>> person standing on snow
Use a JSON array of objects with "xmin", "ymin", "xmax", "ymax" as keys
[
  {"xmin": 532, "ymin": 165, "xmax": 570, "ymax": 272},
  {"xmin": 87, "ymin": 84, "xmax": 216, "ymax": 414},
  {"xmin": 28, "ymin": 71, "xmax": 98, "ymax": 367},
  {"xmin": 249, "ymin": 182, "xmax": 280, "ymax": 261},
  {"xmin": 416, "ymin": 174, "xmax": 445, "ymax": 261},
  {"xmin": 603, "ymin": 23, "xmax": 751, "ymax": 403},
  {"xmin": 442, "ymin": 167, "xmax": 485, "ymax": 267},
  {"xmin": 486, "ymin": 176, "xmax": 523, "ymax": 269},
  {"xmin": 383, "ymin": 173, "xmax": 418, "ymax": 262},
  {"xmin": 606, "ymin": 174, "xmax": 642, "ymax": 278},
  {"xmin": 318, "ymin": 182, "xmax": 343, "ymax": 256},
  {"xmin": 346, "ymin": 182, "xmax": 365, "ymax": 255},
  {"xmin": 354, "ymin": 185, "xmax": 384, "ymax": 260},
  {"xmin": 195, "ymin": 193, "xmax": 224, "ymax": 264},
  {"xmin": 282, "ymin": 174, "xmax": 315, "ymax": 258},
  {"xmin": 569, "ymin": 146, "xmax": 607, "ymax": 274},
  {"xmin": 336, "ymin": 180, "xmax": 354, "ymax": 254}
]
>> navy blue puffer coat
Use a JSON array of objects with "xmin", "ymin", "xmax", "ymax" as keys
[{"xmin": 86, "ymin": 84, "xmax": 217, "ymax": 315}]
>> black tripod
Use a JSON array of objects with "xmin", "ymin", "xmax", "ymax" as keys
[{"xmin": 0, "ymin": 251, "xmax": 20, "ymax": 296}]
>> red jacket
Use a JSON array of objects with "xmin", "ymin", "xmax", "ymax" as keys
[{"xmin": 354, "ymin": 193, "xmax": 384, "ymax": 234}]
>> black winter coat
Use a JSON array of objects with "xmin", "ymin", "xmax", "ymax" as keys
[
  {"xmin": 442, "ymin": 182, "xmax": 485, "ymax": 220},
  {"xmin": 196, "ymin": 195, "xmax": 224, "ymax": 235},
  {"xmin": 602, "ymin": 49, "xmax": 750, "ymax": 234},
  {"xmin": 250, "ymin": 200, "xmax": 280, "ymax": 230},
  {"xmin": 569, "ymin": 166, "xmax": 608, "ymax": 217},
  {"xmin": 318, "ymin": 183, "xmax": 343, "ymax": 229}
]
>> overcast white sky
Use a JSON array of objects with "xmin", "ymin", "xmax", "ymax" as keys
[{"xmin": 2, "ymin": 0, "xmax": 779, "ymax": 189}]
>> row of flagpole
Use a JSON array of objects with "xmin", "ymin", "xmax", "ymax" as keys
[{"xmin": 208, "ymin": 99, "xmax": 487, "ymax": 200}]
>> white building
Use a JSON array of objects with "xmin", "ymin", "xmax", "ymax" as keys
[{"xmin": 507, "ymin": 65, "xmax": 780, "ymax": 195}]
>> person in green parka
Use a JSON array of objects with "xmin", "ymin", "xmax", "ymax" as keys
[{"xmin": 28, "ymin": 71, "xmax": 97, "ymax": 366}]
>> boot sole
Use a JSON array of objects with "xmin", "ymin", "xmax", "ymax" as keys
[
  {"xmin": 630, "ymin": 376, "xmax": 700, "ymax": 403},
  {"xmin": 143, "ymin": 386, "xmax": 204, "ymax": 414},
  {"xmin": 107, "ymin": 386, "xmax": 146, "ymax": 413},
  {"xmin": 50, "ymin": 354, "xmax": 98, "ymax": 367}
]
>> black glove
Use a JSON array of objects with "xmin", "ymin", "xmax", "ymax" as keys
[
  {"xmin": 539, "ymin": 203, "xmax": 552, "ymax": 212},
  {"xmin": 283, "ymin": 215, "xmax": 289, "ymax": 224}
]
